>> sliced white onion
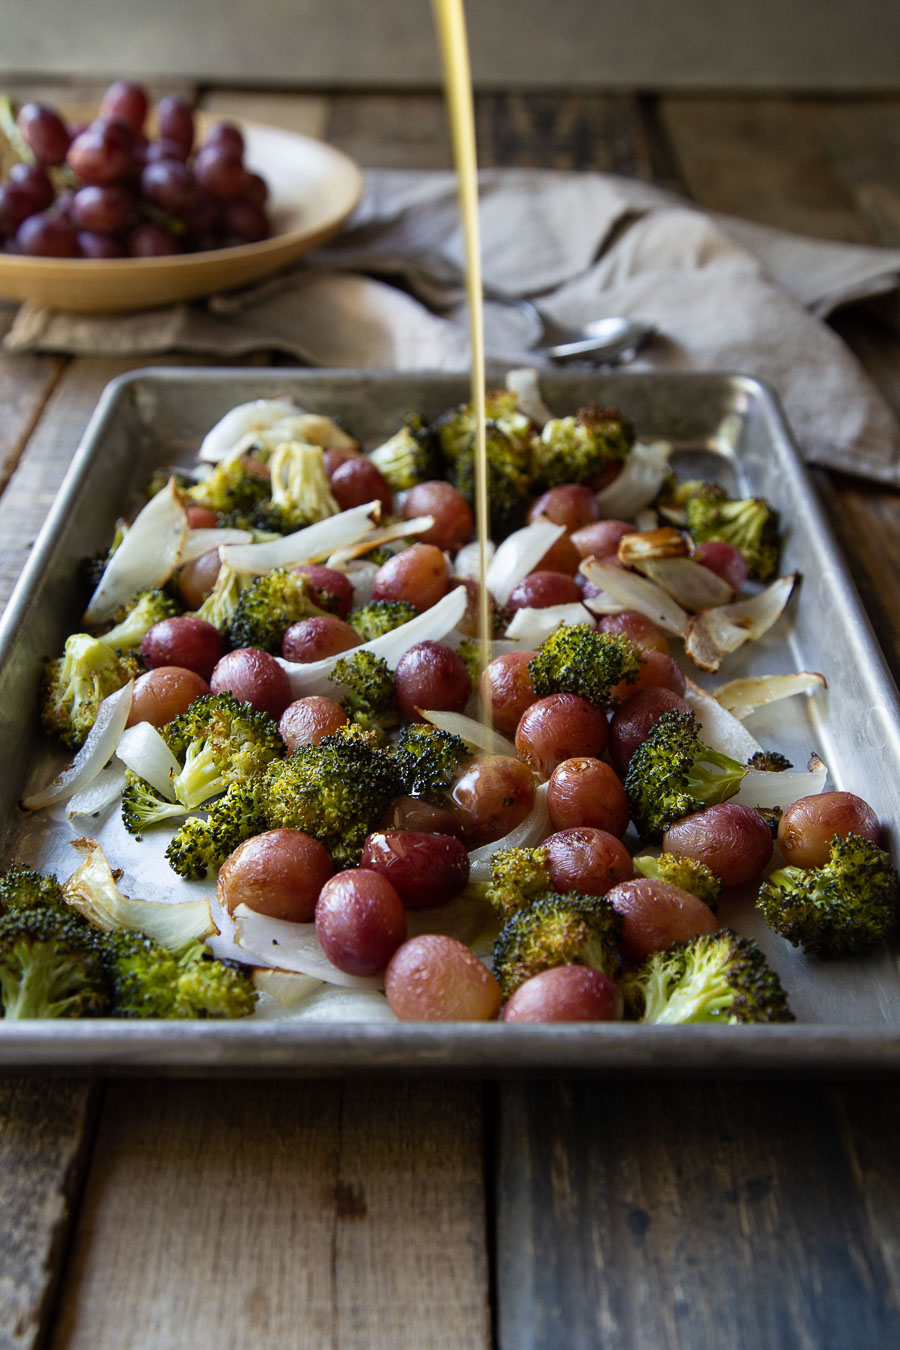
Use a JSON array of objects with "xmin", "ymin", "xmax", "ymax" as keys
[
  {"xmin": 454, "ymin": 538, "xmax": 495, "ymax": 580},
  {"xmin": 486, "ymin": 519, "xmax": 565, "ymax": 606},
  {"xmin": 115, "ymin": 721, "xmax": 181, "ymax": 800},
  {"xmin": 713, "ymin": 671, "xmax": 827, "ymax": 719},
  {"xmin": 83, "ymin": 480, "xmax": 187, "ymax": 623},
  {"xmin": 420, "ymin": 708, "xmax": 518, "ymax": 758},
  {"xmin": 198, "ymin": 398, "xmax": 303, "ymax": 462},
  {"xmin": 252, "ymin": 968, "xmax": 324, "ymax": 1006},
  {"xmin": 63, "ymin": 837, "xmax": 216, "ymax": 946},
  {"xmin": 468, "ymin": 782, "xmax": 551, "ymax": 883},
  {"xmin": 334, "ymin": 558, "xmax": 379, "ymax": 606},
  {"xmin": 685, "ymin": 574, "xmax": 798, "ymax": 672},
  {"xmin": 232, "ymin": 905, "xmax": 385, "ymax": 989},
  {"xmin": 283, "ymin": 986, "xmax": 397, "ymax": 1023},
  {"xmin": 220, "ymin": 500, "xmax": 381, "ymax": 574},
  {"xmin": 504, "ymin": 366, "xmax": 554, "ymax": 425},
  {"xmin": 21, "ymin": 681, "xmax": 133, "ymax": 811},
  {"xmin": 504, "ymin": 602, "xmax": 593, "ymax": 647},
  {"xmin": 593, "ymin": 440, "xmax": 673, "ymax": 518},
  {"xmin": 64, "ymin": 762, "xmax": 128, "ymax": 820},
  {"xmin": 683, "ymin": 678, "xmax": 763, "ymax": 761},
  {"xmin": 637, "ymin": 557, "xmax": 734, "ymax": 611},
  {"xmin": 275, "ymin": 584, "xmax": 468, "ymax": 698},
  {"xmin": 581, "ymin": 558, "xmax": 689, "ymax": 636},
  {"xmin": 258, "ymin": 413, "xmax": 358, "ymax": 453},
  {"xmin": 179, "ymin": 527, "xmax": 254, "ymax": 565},
  {"xmin": 617, "ymin": 527, "xmax": 690, "ymax": 566},
  {"xmin": 633, "ymin": 508, "xmax": 659, "ymax": 533},
  {"xmin": 325, "ymin": 516, "xmax": 435, "ymax": 567},
  {"xmin": 733, "ymin": 753, "xmax": 828, "ymax": 810}
]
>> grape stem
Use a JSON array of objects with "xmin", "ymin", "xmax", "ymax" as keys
[{"xmin": 0, "ymin": 94, "xmax": 33, "ymax": 168}]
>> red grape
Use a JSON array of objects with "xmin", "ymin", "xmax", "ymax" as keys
[
  {"xmin": 385, "ymin": 935, "xmax": 501, "ymax": 1021},
  {"xmin": 529, "ymin": 483, "xmax": 600, "ymax": 532},
  {"xmin": 394, "ymin": 641, "xmax": 471, "ymax": 721},
  {"xmin": 608, "ymin": 687, "xmax": 691, "ymax": 773},
  {"xmin": 67, "ymin": 119, "xmax": 133, "ymax": 185},
  {"xmin": 547, "ymin": 757, "xmax": 629, "ymax": 836},
  {"xmin": 127, "ymin": 222, "xmax": 180, "ymax": 257},
  {"xmin": 315, "ymin": 870, "xmax": 407, "ymax": 976},
  {"xmin": 606, "ymin": 877, "xmax": 718, "ymax": 963},
  {"xmin": 543, "ymin": 827, "xmax": 633, "ymax": 896},
  {"xmin": 501, "ymin": 965, "xmax": 624, "ymax": 1023},
  {"xmin": 127, "ymin": 666, "xmax": 210, "ymax": 727},
  {"xmin": 140, "ymin": 159, "xmax": 196, "ymax": 214},
  {"xmin": 450, "ymin": 754, "xmax": 536, "ymax": 847},
  {"xmin": 777, "ymin": 792, "xmax": 880, "ymax": 868},
  {"xmin": 140, "ymin": 616, "xmax": 225, "ymax": 681},
  {"xmin": 480, "ymin": 651, "xmax": 538, "ymax": 738},
  {"xmin": 17, "ymin": 102, "xmax": 70, "ymax": 166},
  {"xmin": 358, "ymin": 830, "xmax": 470, "ymax": 907},
  {"xmin": 282, "ymin": 615, "xmax": 360, "ymax": 664},
  {"xmin": 221, "ymin": 197, "xmax": 269, "ymax": 244},
  {"xmin": 193, "ymin": 145, "xmax": 247, "ymax": 200},
  {"xmin": 218, "ymin": 828, "xmax": 332, "ymax": 923},
  {"xmin": 515, "ymin": 692, "xmax": 609, "ymax": 778},
  {"xmin": 279, "ymin": 696, "xmax": 347, "ymax": 751},
  {"xmin": 209, "ymin": 647, "xmax": 292, "ymax": 719},
  {"xmin": 290, "ymin": 564, "xmax": 354, "ymax": 619},
  {"xmin": 693, "ymin": 541, "xmax": 748, "ymax": 592},
  {"xmin": 403, "ymin": 481, "xmax": 474, "ymax": 552},
  {"xmin": 571, "ymin": 519, "xmax": 634, "ymax": 560},
  {"xmin": 329, "ymin": 458, "xmax": 393, "ymax": 515},
  {"xmin": 99, "ymin": 81, "xmax": 149, "ymax": 132},
  {"xmin": 662, "ymin": 803, "xmax": 773, "ymax": 886},
  {"xmin": 70, "ymin": 184, "xmax": 133, "ymax": 234},
  {"xmin": 155, "ymin": 96, "xmax": 195, "ymax": 156},
  {"xmin": 15, "ymin": 212, "xmax": 76, "ymax": 258},
  {"xmin": 507, "ymin": 571, "xmax": 583, "ymax": 611}
]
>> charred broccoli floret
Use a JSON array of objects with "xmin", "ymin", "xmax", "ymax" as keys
[
  {"xmin": 227, "ymin": 567, "xmax": 327, "ymax": 653},
  {"xmin": 390, "ymin": 723, "xmax": 471, "ymax": 801},
  {"xmin": 41, "ymin": 633, "xmax": 137, "ymax": 749},
  {"xmin": 251, "ymin": 440, "xmax": 339, "ymax": 534},
  {"xmin": 756, "ymin": 833, "xmax": 899, "ymax": 958},
  {"xmin": 367, "ymin": 415, "xmax": 442, "ymax": 490},
  {"xmin": 528, "ymin": 625, "xmax": 644, "ymax": 708},
  {"xmin": 347, "ymin": 600, "xmax": 420, "ymax": 642},
  {"xmin": 681, "ymin": 481, "xmax": 781, "ymax": 582},
  {"xmin": 160, "ymin": 692, "xmax": 284, "ymax": 811},
  {"xmin": 624, "ymin": 709, "xmax": 748, "ymax": 842},
  {"xmin": 329, "ymin": 650, "xmax": 398, "ymax": 733},
  {"xmin": 531, "ymin": 404, "xmax": 635, "ymax": 489},
  {"xmin": 102, "ymin": 932, "xmax": 256, "ymax": 1019},
  {"xmin": 747, "ymin": 750, "xmax": 793, "ymax": 772},
  {"xmin": 492, "ymin": 891, "xmax": 622, "ymax": 998},
  {"xmin": 484, "ymin": 846, "xmax": 551, "ymax": 922},
  {"xmin": 166, "ymin": 779, "xmax": 268, "ymax": 880},
  {"xmin": 434, "ymin": 393, "xmax": 534, "ymax": 540},
  {"xmin": 620, "ymin": 930, "xmax": 794, "ymax": 1024},
  {"xmin": 0, "ymin": 905, "xmax": 108, "ymax": 1019},
  {"xmin": 0, "ymin": 864, "xmax": 69, "ymax": 917},
  {"xmin": 633, "ymin": 852, "xmax": 722, "ymax": 910},
  {"xmin": 185, "ymin": 456, "xmax": 270, "ymax": 517},
  {"xmin": 192, "ymin": 561, "xmax": 256, "ymax": 633},
  {"xmin": 98, "ymin": 588, "xmax": 180, "ymax": 651},
  {"xmin": 120, "ymin": 770, "xmax": 190, "ymax": 838}
]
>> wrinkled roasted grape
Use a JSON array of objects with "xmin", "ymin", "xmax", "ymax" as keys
[
  {"xmin": 218, "ymin": 828, "xmax": 333, "ymax": 922},
  {"xmin": 329, "ymin": 458, "xmax": 393, "ymax": 515},
  {"xmin": 209, "ymin": 647, "xmax": 292, "ymax": 719},
  {"xmin": 127, "ymin": 666, "xmax": 210, "ymax": 727},
  {"xmin": 155, "ymin": 95, "xmax": 195, "ymax": 156},
  {"xmin": 502, "ymin": 965, "xmax": 624, "ymax": 1023},
  {"xmin": 281, "ymin": 615, "xmax": 360, "ymax": 663},
  {"xmin": 403, "ymin": 481, "xmax": 474, "ymax": 553},
  {"xmin": 663, "ymin": 803, "xmax": 773, "ymax": 886},
  {"xmin": 535, "ymin": 532, "xmax": 581, "ymax": 576},
  {"xmin": 184, "ymin": 505, "xmax": 218, "ymax": 529},
  {"xmin": 70, "ymin": 184, "xmax": 133, "ymax": 233},
  {"xmin": 279, "ymin": 695, "xmax": 347, "ymax": 751},
  {"xmin": 289, "ymin": 564, "xmax": 354, "ymax": 619},
  {"xmin": 140, "ymin": 615, "xmax": 224, "ymax": 681},
  {"xmin": 543, "ymin": 827, "xmax": 633, "ymax": 896},
  {"xmin": 597, "ymin": 609, "xmax": 670, "ymax": 655},
  {"xmin": 480, "ymin": 650, "xmax": 537, "ymax": 738},
  {"xmin": 571, "ymin": 519, "xmax": 634, "ymax": 560},
  {"xmin": 609, "ymin": 648, "xmax": 685, "ymax": 704},
  {"xmin": 17, "ymin": 102, "xmax": 70, "ymax": 166},
  {"xmin": 507, "ymin": 571, "xmax": 583, "ymax": 611},
  {"xmin": 15, "ymin": 212, "xmax": 76, "ymax": 258},
  {"xmin": 608, "ymin": 686, "xmax": 690, "ymax": 773},
  {"xmin": 176, "ymin": 548, "xmax": 220, "ymax": 608},
  {"xmin": 67, "ymin": 119, "xmax": 133, "ymax": 185},
  {"xmin": 385, "ymin": 935, "xmax": 502, "ymax": 1021},
  {"xmin": 606, "ymin": 877, "xmax": 718, "ymax": 963},
  {"xmin": 379, "ymin": 796, "xmax": 465, "ymax": 839},
  {"xmin": 450, "ymin": 754, "xmax": 535, "ymax": 848},
  {"xmin": 193, "ymin": 144, "xmax": 247, "ymax": 199},
  {"xmin": 529, "ymin": 483, "xmax": 600, "ymax": 532},
  {"xmin": 777, "ymin": 792, "xmax": 880, "ymax": 868},
  {"xmin": 315, "ymin": 869, "xmax": 407, "ymax": 977},
  {"xmin": 99, "ymin": 80, "xmax": 149, "ymax": 132},
  {"xmin": 547, "ymin": 757, "xmax": 629, "ymax": 837},
  {"xmin": 394, "ymin": 640, "xmax": 471, "ymax": 722},
  {"xmin": 693, "ymin": 540, "xmax": 748, "ymax": 593},
  {"xmin": 515, "ymin": 693, "xmax": 609, "ymax": 779},
  {"xmin": 359, "ymin": 830, "xmax": 470, "ymax": 908}
]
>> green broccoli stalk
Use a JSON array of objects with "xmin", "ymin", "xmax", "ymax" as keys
[
  {"xmin": 121, "ymin": 770, "xmax": 191, "ymax": 838},
  {"xmin": 252, "ymin": 440, "xmax": 339, "ymax": 534},
  {"xmin": 492, "ymin": 891, "xmax": 623, "ymax": 999},
  {"xmin": 756, "ymin": 833, "xmax": 899, "ymax": 958},
  {"xmin": 98, "ymin": 588, "xmax": 180, "ymax": 650},
  {"xmin": 390, "ymin": 723, "xmax": 471, "ymax": 801},
  {"xmin": 624, "ymin": 709, "xmax": 749, "ymax": 842},
  {"xmin": 367, "ymin": 415, "xmax": 442, "ymax": 490},
  {"xmin": 329, "ymin": 650, "xmax": 398, "ymax": 733},
  {"xmin": 161, "ymin": 692, "xmax": 284, "ymax": 811},
  {"xmin": 185, "ymin": 456, "xmax": 271, "ymax": 516},
  {"xmin": 40, "ymin": 633, "xmax": 138, "ymax": 749},
  {"xmin": 620, "ymin": 930, "xmax": 794, "ymax": 1024},
  {"xmin": 528, "ymin": 625, "xmax": 644, "ymax": 708},
  {"xmin": 633, "ymin": 853, "xmax": 722, "ymax": 910},
  {"xmin": 484, "ymin": 846, "xmax": 551, "ymax": 922},
  {"xmin": 0, "ymin": 906, "xmax": 108, "ymax": 1019},
  {"xmin": 347, "ymin": 600, "xmax": 420, "ymax": 643},
  {"xmin": 530, "ymin": 403, "xmax": 635, "ymax": 490},
  {"xmin": 682, "ymin": 482, "xmax": 781, "ymax": 582},
  {"xmin": 103, "ymin": 932, "xmax": 256, "ymax": 1019},
  {"xmin": 227, "ymin": 567, "xmax": 328, "ymax": 653}
]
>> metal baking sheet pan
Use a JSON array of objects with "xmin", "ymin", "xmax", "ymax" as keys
[{"xmin": 0, "ymin": 367, "xmax": 898, "ymax": 1075}]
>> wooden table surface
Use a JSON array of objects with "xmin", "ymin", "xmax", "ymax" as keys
[{"xmin": 1, "ymin": 84, "xmax": 899, "ymax": 1350}]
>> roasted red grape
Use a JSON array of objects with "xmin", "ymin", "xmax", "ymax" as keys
[
  {"xmin": 329, "ymin": 458, "xmax": 393, "ymax": 515},
  {"xmin": 372, "ymin": 544, "xmax": 449, "ymax": 610},
  {"xmin": 608, "ymin": 687, "xmax": 691, "ymax": 773},
  {"xmin": 289, "ymin": 564, "xmax": 354, "ymax": 619},
  {"xmin": 127, "ymin": 666, "xmax": 209, "ymax": 727},
  {"xmin": 543, "ymin": 827, "xmax": 633, "ymax": 896},
  {"xmin": 281, "ymin": 615, "xmax": 360, "ymax": 663},
  {"xmin": 571, "ymin": 519, "xmax": 634, "ymax": 560},
  {"xmin": 140, "ymin": 615, "xmax": 224, "ymax": 681},
  {"xmin": 450, "ymin": 754, "xmax": 536, "ymax": 847},
  {"xmin": 507, "ymin": 571, "xmax": 583, "ymax": 611},
  {"xmin": 315, "ymin": 870, "xmax": 407, "ymax": 976},
  {"xmin": 218, "ymin": 828, "xmax": 333, "ymax": 923},
  {"xmin": 359, "ymin": 830, "xmax": 470, "ymax": 907},
  {"xmin": 547, "ymin": 757, "xmax": 629, "ymax": 836},
  {"xmin": 515, "ymin": 692, "xmax": 609, "ymax": 778},
  {"xmin": 606, "ymin": 877, "xmax": 718, "ymax": 963},
  {"xmin": 394, "ymin": 641, "xmax": 471, "ymax": 721},
  {"xmin": 597, "ymin": 609, "xmax": 670, "ymax": 655},
  {"xmin": 480, "ymin": 650, "xmax": 538, "ymax": 738},
  {"xmin": 385, "ymin": 935, "xmax": 502, "ymax": 1021},
  {"xmin": 403, "ymin": 481, "xmax": 474, "ymax": 552},
  {"xmin": 209, "ymin": 648, "xmax": 292, "ymax": 719},
  {"xmin": 662, "ymin": 803, "xmax": 774, "ymax": 886},
  {"xmin": 501, "ymin": 965, "xmax": 624, "ymax": 1023},
  {"xmin": 777, "ymin": 792, "xmax": 880, "ymax": 868},
  {"xmin": 529, "ymin": 483, "xmax": 600, "ymax": 532},
  {"xmin": 278, "ymin": 696, "xmax": 348, "ymax": 751}
]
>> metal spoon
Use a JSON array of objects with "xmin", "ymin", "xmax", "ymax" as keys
[{"xmin": 506, "ymin": 297, "xmax": 655, "ymax": 365}]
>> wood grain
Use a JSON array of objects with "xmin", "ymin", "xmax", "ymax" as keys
[{"xmin": 48, "ymin": 1080, "xmax": 489, "ymax": 1350}]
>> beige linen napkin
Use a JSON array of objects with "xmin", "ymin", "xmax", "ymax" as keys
[{"xmin": 6, "ymin": 168, "xmax": 900, "ymax": 484}]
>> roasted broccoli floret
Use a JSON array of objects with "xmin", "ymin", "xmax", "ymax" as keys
[
  {"xmin": 484, "ymin": 846, "xmax": 551, "ymax": 922},
  {"xmin": 624, "ymin": 709, "xmax": 748, "ymax": 842},
  {"xmin": 492, "ymin": 891, "xmax": 622, "ymax": 998},
  {"xmin": 633, "ymin": 852, "xmax": 722, "ymax": 910},
  {"xmin": 528, "ymin": 624, "xmax": 644, "ymax": 708},
  {"xmin": 347, "ymin": 600, "xmax": 420, "ymax": 642},
  {"xmin": 0, "ymin": 864, "xmax": 69, "ymax": 917},
  {"xmin": 0, "ymin": 905, "xmax": 108, "ymax": 1019},
  {"xmin": 41, "ymin": 633, "xmax": 137, "ymax": 748},
  {"xmin": 160, "ymin": 692, "xmax": 284, "ymax": 811},
  {"xmin": 367, "ymin": 415, "xmax": 442, "ymax": 490},
  {"xmin": 227, "ymin": 567, "xmax": 327, "ymax": 653},
  {"xmin": 390, "ymin": 723, "xmax": 471, "ymax": 801},
  {"xmin": 620, "ymin": 930, "xmax": 794, "ymax": 1024},
  {"xmin": 681, "ymin": 482, "xmax": 781, "ymax": 582},
  {"xmin": 251, "ymin": 440, "xmax": 339, "ymax": 533},
  {"xmin": 185, "ymin": 455, "xmax": 271, "ymax": 516},
  {"xmin": 434, "ymin": 393, "xmax": 534, "ymax": 540},
  {"xmin": 756, "ymin": 833, "xmax": 899, "ymax": 958},
  {"xmin": 102, "ymin": 932, "xmax": 256, "ymax": 1019},
  {"xmin": 166, "ymin": 779, "xmax": 268, "ymax": 880},
  {"xmin": 98, "ymin": 588, "xmax": 180, "ymax": 651},
  {"xmin": 531, "ymin": 404, "xmax": 635, "ymax": 489},
  {"xmin": 192, "ymin": 561, "xmax": 256, "ymax": 633},
  {"xmin": 329, "ymin": 650, "xmax": 398, "ymax": 733},
  {"xmin": 747, "ymin": 750, "xmax": 793, "ymax": 772},
  {"xmin": 121, "ymin": 770, "xmax": 191, "ymax": 838}
]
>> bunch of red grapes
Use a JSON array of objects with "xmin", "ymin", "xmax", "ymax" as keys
[{"xmin": 0, "ymin": 81, "xmax": 271, "ymax": 259}]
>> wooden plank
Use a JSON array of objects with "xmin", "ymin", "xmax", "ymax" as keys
[
  {"xmin": 48, "ymin": 1079, "xmax": 490, "ymax": 1350},
  {"xmin": 495, "ymin": 1080, "xmax": 900, "ymax": 1350},
  {"xmin": 0, "ymin": 308, "xmax": 64, "ymax": 499},
  {"xmin": 324, "ymin": 94, "xmax": 454, "ymax": 170},
  {"xmin": 0, "ymin": 1078, "xmax": 100, "ymax": 1350},
  {"xmin": 475, "ymin": 93, "xmax": 652, "ymax": 176}
]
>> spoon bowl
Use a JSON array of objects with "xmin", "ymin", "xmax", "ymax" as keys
[{"xmin": 540, "ymin": 316, "xmax": 656, "ymax": 365}]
